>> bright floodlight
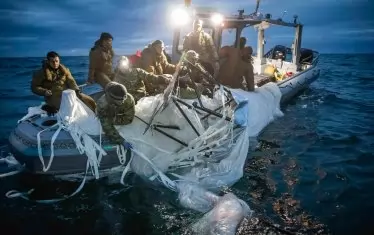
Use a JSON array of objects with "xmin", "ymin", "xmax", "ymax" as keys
[
  {"xmin": 120, "ymin": 60, "xmax": 128, "ymax": 68},
  {"xmin": 171, "ymin": 8, "xmax": 190, "ymax": 26},
  {"xmin": 211, "ymin": 13, "xmax": 224, "ymax": 25},
  {"xmin": 119, "ymin": 56, "xmax": 129, "ymax": 71}
]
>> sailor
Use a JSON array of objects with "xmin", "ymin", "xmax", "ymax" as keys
[
  {"xmin": 163, "ymin": 49, "xmax": 172, "ymax": 63},
  {"xmin": 239, "ymin": 37, "xmax": 247, "ymax": 49},
  {"xmin": 96, "ymin": 81, "xmax": 135, "ymax": 147},
  {"xmin": 113, "ymin": 56, "xmax": 172, "ymax": 102},
  {"xmin": 178, "ymin": 50, "xmax": 214, "ymax": 99},
  {"xmin": 138, "ymin": 40, "xmax": 176, "ymax": 75},
  {"xmin": 241, "ymin": 45, "xmax": 254, "ymax": 63},
  {"xmin": 87, "ymin": 32, "xmax": 115, "ymax": 88},
  {"xmin": 217, "ymin": 46, "xmax": 255, "ymax": 91},
  {"xmin": 31, "ymin": 51, "xmax": 97, "ymax": 114},
  {"xmin": 182, "ymin": 19, "xmax": 220, "ymax": 77}
]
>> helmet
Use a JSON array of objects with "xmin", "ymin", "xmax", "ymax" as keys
[
  {"xmin": 185, "ymin": 50, "xmax": 199, "ymax": 65},
  {"xmin": 105, "ymin": 82, "xmax": 128, "ymax": 103},
  {"xmin": 100, "ymin": 32, "xmax": 113, "ymax": 40}
]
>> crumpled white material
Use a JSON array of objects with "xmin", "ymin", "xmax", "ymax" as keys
[
  {"xmin": 190, "ymin": 192, "xmax": 253, "ymax": 235},
  {"xmin": 24, "ymin": 82, "xmax": 283, "ymax": 234},
  {"xmin": 17, "ymin": 104, "xmax": 47, "ymax": 123}
]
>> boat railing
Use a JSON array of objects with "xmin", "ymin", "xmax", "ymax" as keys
[
  {"xmin": 264, "ymin": 45, "xmax": 320, "ymax": 67},
  {"xmin": 310, "ymin": 51, "xmax": 320, "ymax": 66}
]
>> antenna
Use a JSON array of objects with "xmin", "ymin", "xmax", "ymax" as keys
[
  {"xmin": 276, "ymin": 10, "xmax": 287, "ymax": 21},
  {"xmin": 254, "ymin": 0, "xmax": 260, "ymax": 14},
  {"xmin": 238, "ymin": 9, "xmax": 244, "ymax": 19},
  {"xmin": 293, "ymin": 15, "xmax": 298, "ymax": 24},
  {"xmin": 281, "ymin": 10, "xmax": 287, "ymax": 19}
]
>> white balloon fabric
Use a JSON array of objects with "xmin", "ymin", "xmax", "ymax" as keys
[{"xmin": 23, "ymin": 81, "xmax": 283, "ymax": 234}]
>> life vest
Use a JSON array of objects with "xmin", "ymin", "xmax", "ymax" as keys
[{"xmin": 129, "ymin": 50, "xmax": 142, "ymax": 67}]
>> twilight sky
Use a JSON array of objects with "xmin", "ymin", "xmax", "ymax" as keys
[{"xmin": 0, "ymin": 0, "xmax": 373, "ymax": 57}]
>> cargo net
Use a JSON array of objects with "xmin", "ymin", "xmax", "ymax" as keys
[{"xmin": 12, "ymin": 51, "xmax": 284, "ymax": 233}]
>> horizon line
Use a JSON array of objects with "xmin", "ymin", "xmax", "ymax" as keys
[{"xmin": 1, "ymin": 52, "xmax": 374, "ymax": 59}]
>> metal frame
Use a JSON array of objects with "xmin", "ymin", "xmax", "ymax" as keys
[
  {"xmin": 172, "ymin": 7, "xmax": 304, "ymax": 68},
  {"xmin": 135, "ymin": 94, "xmax": 233, "ymax": 148}
]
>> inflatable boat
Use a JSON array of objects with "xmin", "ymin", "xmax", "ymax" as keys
[
  {"xmin": 8, "ymin": 5, "xmax": 321, "ymax": 178},
  {"xmin": 8, "ymin": 62, "xmax": 319, "ymax": 176}
]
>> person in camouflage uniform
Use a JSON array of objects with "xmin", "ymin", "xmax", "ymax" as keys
[
  {"xmin": 87, "ymin": 32, "xmax": 115, "ymax": 88},
  {"xmin": 31, "ymin": 51, "xmax": 96, "ymax": 114},
  {"xmin": 114, "ymin": 56, "xmax": 172, "ymax": 102},
  {"xmin": 96, "ymin": 82, "xmax": 135, "ymax": 146},
  {"xmin": 217, "ymin": 46, "xmax": 254, "ymax": 91},
  {"xmin": 178, "ymin": 50, "xmax": 215, "ymax": 99},
  {"xmin": 138, "ymin": 40, "xmax": 176, "ymax": 75},
  {"xmin": 182, "ymin": 19, "xmax": 220, "ymax": 77}
]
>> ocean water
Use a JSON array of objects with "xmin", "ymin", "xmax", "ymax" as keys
[{"xmin": 0, "ymin": 54, "xmax": 373, "ymax": 235}]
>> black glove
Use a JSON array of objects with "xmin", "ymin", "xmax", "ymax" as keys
[
  {"xmin": 158, "ymin": 75, "xmax": 171, "ymax": 84},
  {"xmin": 41, "ymin": 104, "xmax": 58, "ymax": 116},
  {"xmin": 75, "ymin": 90, "xmax": 82, "ymax": 99}
]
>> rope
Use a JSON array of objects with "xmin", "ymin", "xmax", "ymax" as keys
[
  {"xmin": 36, "ymin": 122, "xmax": 60, "ymax": 172},
  {"xmin": 0, "ymin": 168, "xmax": 24, "ymax": 178},
  {"xmin": 131, "ymin": 148, "xmax": 177, "ymax": 191},
  {"xmin": 0, "ymin": 146, "xmax": 25, "ymax": 178},
  {"xmin": 120, "ymin": 152, "xmax": 134, "ymax": 185},
  {"xmin": 35, "ymin": 93, "xmax": 106, "ymax": 179},
  {"xmin": 5, "ymin": 161, "xmax": 89, "ymax": 203},
  {"xmin": 116, "ymin": 145, "xmax": 127, "ymax": 165},
  {"xmin": 165, "ymin": 88, "xmax": 234, "ymax": 169},
  {"xmin": 0, "ymin": 156, "xmax": 19, "ymax": 165},
  {"xmin": 17, "ymin": 105, "xmax": 47, "ymax": 124}
]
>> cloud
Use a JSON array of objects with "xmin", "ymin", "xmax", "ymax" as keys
[
  {"xmin": 0, "ymin": 45, "xmax": 12, "ymax": 50},
  {"xmin": 118, "ymin": 37, "xmax": 155, "ymax": 46},
  {"xmin": 332, "ymin": 28, "xmax": 374, "ymax": 35},
  {"xmin": 0, "ymin": 36, "xmax": 39, "ymax": 41},
  {"xmin": 269, "ymin": 34, "xmax": 295, "ymax": 39},
  {"xmin": 55, "ymin": 48, "xmax": 90, "ymax": 56},
  {"xmin": 1, "ymin": 0, "xmax": 373, "ymax": 56},
  {"xmin": 0, "ymin": 8, "xmax": 92, "ymax": 32},
  {"xmin": 63, "ymin": 0, "xmax": 116, "ymax": 9},
  {"xmin": 192, "ymin": 0, "xmax": 258, "ymax": 10},
  {"xmin": 0, "ymin": 0, "xmax": 106, "ymax": 32}
]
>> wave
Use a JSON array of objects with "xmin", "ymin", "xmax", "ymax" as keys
[
  {"xmin": 0, "ymin": 94, "xmax": 39, "ymax": 101},
  {"xmin": 356, "ymin": 75, "xmax": 374, "ymax": 82},
  {"xmin": 24, "ymin": 65, "xmax": 41, "ymax": 69},
  {"xmin": 12, "ymin": 70, "xmax": 35, "ymax": 77},
  {"xmin": 0, "ymin": 64, "xmax": 23, "ymax": 69},
  {"xmin": 71, "ymin": 71, "xmax": 86, "ymax": 77},
  {"xmin": 314, "ymin": 90, "xmax": 374, "ymax": 111},
  {"xmin": 78, "ymin": 62, "xmax": 88, "ymax": 67},
  {"xmin": 318, "ymin": 134, "xmax": 362, "ymax": 146},
  {"xmin": 336, "ymin": 62, "xmax": 356, "ymax": 67},
  {"xmin": 0, "ymin": 54, "xmax": 373, "ymax": 235}
]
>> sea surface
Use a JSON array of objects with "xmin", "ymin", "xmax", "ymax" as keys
[{"xmin": 0, "ymin": 54, "xmax": 373, "ymax": 235}]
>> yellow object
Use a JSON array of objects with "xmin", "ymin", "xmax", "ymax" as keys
[
  {"xmin": 264, "ymin": 65, "xmax": 285, "ymax": 81},
  {"xmin": 274, "ymin": 70, "xmax": 285, "ymax": 81},
  {"xmin": 264, "ymin": 65, "xmax": 275, "ymax": 76}
]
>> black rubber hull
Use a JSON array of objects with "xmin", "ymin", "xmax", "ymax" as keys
[
  {"xmin": 279, "ymin": 66, "xmax": 320, "ymax": 102},
  {"xmin": 8, "ymin": 117, "xmax": 122, "ymax": 175}
]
